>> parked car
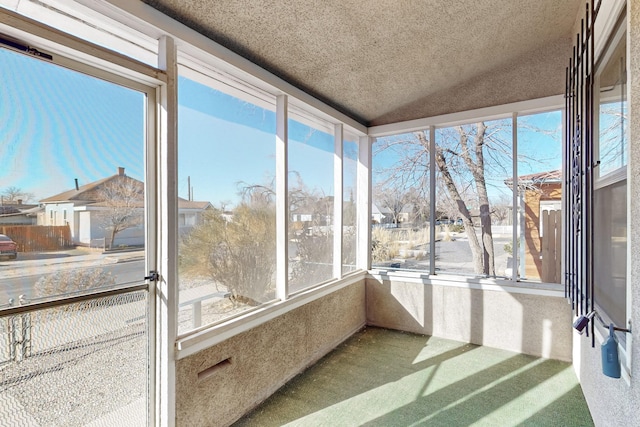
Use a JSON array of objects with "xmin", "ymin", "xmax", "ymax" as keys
[{"xmin": 0, "ymin": 234, "xmax": 17, "ymax": 260}]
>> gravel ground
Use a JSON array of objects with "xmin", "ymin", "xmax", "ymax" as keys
[{"xmin": 0, "ymin": 295, "xmax": 148, "ymax": 427}]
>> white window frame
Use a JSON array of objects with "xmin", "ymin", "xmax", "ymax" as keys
[
  {"xmin": 0, "ymin": 7, "xmax": 165, "ymax": 424},
  {"xmin": 369, "ymin": 98, "xmax": 565, "ymax": 285},
  {"xmin": 172, "ymin": 57, "xmax": 369, "ymax": 335},
  {"xmin": 591, "ymin": 3, "xmax": 632, "ymax": 382}
]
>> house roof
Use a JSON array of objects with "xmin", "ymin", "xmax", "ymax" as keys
[
  {"xmin": 177, "ymin": 198, "xmax": 213, "ymax": 210},
  {"xmin": 504, "ymin": 169, "xmax": 562, "ymax": 189},
  {"xmin": 509, "ymin": 169, "xmax": 562, "ymax": 184},
  {"xmin": 0, "ymin": 204, "xmax": 42, "ymax": 219},
  {"xmin": 40, "ymin": 169, "xmax": 212, "ymax": 210},
  {"xmin": 40, "ymin": 175, "xmax": 116, "ymax": 203},
  {"xmin": 140, "ymin": 0, "xmax": 582, "ymax": 126},
  {"xmin": 516, "ymin": 170, "xmax": 562, "ymax": 183},
  {"xmin": 0, "ymin": 206, "xmax": 20, "ymax": 215}
]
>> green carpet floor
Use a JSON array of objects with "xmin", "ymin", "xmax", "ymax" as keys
[{"xmin": 234, "ymin": 327, "xmax": 593, "ymax": 427}]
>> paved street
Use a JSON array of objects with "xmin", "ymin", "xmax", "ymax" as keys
[
  {"xmin": 0, "ymin": 249, "xmax": 145, "ymax": 305},
  {"xmin": 373, "ymin": 227, "xmax": 513, "ymax": 277}
]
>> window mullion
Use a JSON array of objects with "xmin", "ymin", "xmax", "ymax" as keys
[
  {"xmin": 429, "ymin": 126, "xmax": 436, "ymax": 275},
  {"xmin": 512, "ymin": 113, "xmax": 519, "ymax": 282},
  {"xmin": 333, "ymin": 124, "xmax": 344, "ymax": 279},
  {"xmin": 357, "ymin": 136, "xmax": 371, "ymax": 270},
  {"xmin": 157, "ymin": 34, "xmax": 178, "ymax": 427},
  {"xmin": 276, "ymin": 94, "xmax": 289, "ymax": 300}
]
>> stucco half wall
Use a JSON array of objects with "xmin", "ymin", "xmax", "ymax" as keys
[
  {"xmin": 175, "ymin": 280, "xmax": 366, "ymax": 426},
  {"xmin": 366, "ymin": 276, "xmax": 573, "ymax": 362}
]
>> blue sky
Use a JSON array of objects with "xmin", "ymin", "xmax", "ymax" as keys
[
  {"xmin": 1, "ymin": 45, "xmax": 559, "ymax": 207},
  {"xmin": 0, "ymin": 47, "xmax": 340, "ymax": 206},
  {"xmin": 0, "ymin": 47, "xmax": 144, "ymax": 201},
  {"xmin": 178, "ymin": 76, "xmax": 344, "ymax": 205}
]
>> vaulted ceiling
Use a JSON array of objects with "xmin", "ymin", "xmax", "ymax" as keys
[{"xmin": 141, "ymin": 0, "xmax": 583, "ymax": 126}]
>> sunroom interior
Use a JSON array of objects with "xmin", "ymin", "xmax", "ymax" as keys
[{"xmin": 0, "ymin": 0, "xmax": 637, "ymax": 426}]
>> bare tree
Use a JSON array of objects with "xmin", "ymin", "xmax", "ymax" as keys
[
  {"xmin": 374, "ymin": 134, "xmax": 429, "ymax": 227},
  {"xmin": 1, "ymin": 186, "xmax": 35, "ymax": 204},
  {"xmin": 491, "ymin": 193, "xmax": 513, "ymax": 225},
  {"xmin": 96, "ymin": 177, "xmax": 144, "ymax": 250},
  {"xmin": 419, "ymin": 124, "xmax": 503, "ymax": 275},
  {"xmin": 375, "ymin": 121, "xmax": 514, "ymax": 276},
  {"xmin": 373, "ymin": 181, "xmax": 411, "ymax": 226}
]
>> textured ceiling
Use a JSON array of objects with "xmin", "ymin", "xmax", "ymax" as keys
[{"xmin": 141, "ymin": 0, "xmax": 582, "ymax": 126}]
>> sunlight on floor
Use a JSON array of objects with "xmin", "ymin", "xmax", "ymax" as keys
[{"xmin": 235, "ymin": 327, "xmax": 592, "ymax": 427}]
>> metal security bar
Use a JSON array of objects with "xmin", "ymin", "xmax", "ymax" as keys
[{"xmin": 564, "ymin": 0, "xmax": 600, "ymax": 343}]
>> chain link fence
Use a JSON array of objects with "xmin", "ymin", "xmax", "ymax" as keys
[{"xmin": 0, "ymin": 289, "xmax": 149, "ymax": 426}]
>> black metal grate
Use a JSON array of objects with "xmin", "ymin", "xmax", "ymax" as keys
[{"xmin": 564, "ymin": 0, "xmax": 600, "ymax": 343}]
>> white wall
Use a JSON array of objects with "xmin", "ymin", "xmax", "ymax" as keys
[{"xmin": 43, "ymin": 203, "xmax": 73, "ymax": 227}]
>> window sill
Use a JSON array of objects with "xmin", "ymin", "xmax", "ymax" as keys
[
  {"xmin": 175, "ymin": 270, "xmax": 367, "ymax": 359},
  {"xmin": 367, "ymin": 268, "xmax": 565, "ymax": 297}
]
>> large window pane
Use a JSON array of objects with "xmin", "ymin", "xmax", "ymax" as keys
[
  {"xmin": 594, "ymin": 181, "xmax": 626, "ymax": 328},
  {"xmin": 287, "ymin": 116, "xmax": 335, "ymax": 292},
  {"xmin": 593, "ymin": 24, "xmax": 627, "ymax": 329},
  {"xmin": 0, "ymin": 48, "xmax": 147, "ymax": 302},
  {"xmin": 342, "ymin": 137, "xmax": 358, "ymax": 274},
  {"xmin": 516, "ymin": 111, "xmax": 563, "ymax": 283},
  {"xmin": 597, "ymin": 31, "xmax": 628, "ymax": 178},
  {"xmin": 0, "ymin": 46, "xmax": 149, "ymax": 423},
  {"xmin": 372, "ymin": 132, "xmax": 430, "ymax": 272},
  {"xmin": 177, "ymin": 75, "xmax": 277, "ymax": 333},
  {"xmin": 435, "ymin": 120, "xmax": 512, "ymax": 277}
]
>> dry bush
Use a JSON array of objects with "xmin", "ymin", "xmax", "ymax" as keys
[
  {"xmin": 180, "ymin": 205, "xmax": 276, "ymax": 306},
  {"xmin": 35, "ymin": 268, "xmax": 116, "ymax": 298},
  {"xmin": 371, "ymin": 227, "xmax": 400, "ymax": 263},
  {"xmin": 372, "ymin": 227, "xmax": 430, "ymax": 264}
]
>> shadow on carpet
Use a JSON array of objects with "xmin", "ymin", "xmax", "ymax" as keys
[{"xmin": 234, "ymin": 327, "xmax": 593, "ymax": 427}]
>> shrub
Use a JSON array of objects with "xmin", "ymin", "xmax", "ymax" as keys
[
  {"xmin": 372, "ymin": 227, "xmax": 430, "ymax": 264},
  {"xmin": 371, "ymin": 227, "xmax": 399, "ymax": 263},
  {"xmin": 449, "ymin": 224, "xmax": 465, "ymax": 233},
  {"xmin": 35, "ymin": 268, "xmax": 116, "ymax": 298},
  {"xmin": 503, "ymin": 238, "xmax": 520, "ymax": 256},
  {"xmin": 180, "ymin": 205, "xmax": 276, "ymax": 306}
]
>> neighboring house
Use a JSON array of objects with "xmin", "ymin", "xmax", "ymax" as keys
[
  {"xmin": 506, "ymin": 169, "xmax": 562, "ymax": 281},
  {"xmin": 376, "ymin": 204, "xmax": 392, "ymax": 224},
  {"xmin": 40, "ymin": 167, "xmax": 212, "ymax": 247},
  {"xmin": 178, "ymin": 198, "xmax": 215, "ymax": 237},
  {"xmin": 373, "ymin": 202, "xmax": 420, "ymax": 226},
  {"xmin": 0, "ymin": 201, "xmax": 41, "ymax": 225},
  {"xmin": 371, "ymin": 203, "xmax": 386, "ymax": 224},
  {"xmin": 291, "ymin": 197, "xmax": 333, "ymax": 229},
  {"xmin": 397, "ymin": 203, "xmax": 416, "ymax": 224}
]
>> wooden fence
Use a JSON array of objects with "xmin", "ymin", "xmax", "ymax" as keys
[
  {"xmin": 541, "ymin": 210, "xmax": 562, "ymax": 283},
  {"xmin": 0, "ymin": 225, "xmax": 73, "ymax": 252}
]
